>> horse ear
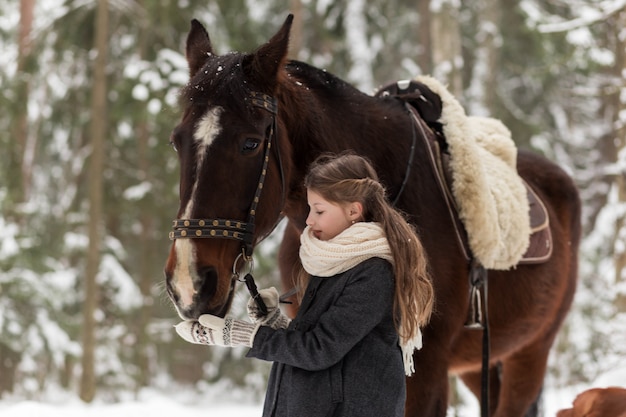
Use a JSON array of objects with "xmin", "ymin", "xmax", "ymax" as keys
[
  {"xmin": 246, "ymin": 14, "xmax": 294, "ymax": 89},
  {"xmin": 186, "ymin": 19, "xmax": 214, "ymax": 78}
]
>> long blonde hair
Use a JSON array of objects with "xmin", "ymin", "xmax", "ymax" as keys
[{"xmin": 299, "ymin": 153, "xmax": 434, "ymax": 343}]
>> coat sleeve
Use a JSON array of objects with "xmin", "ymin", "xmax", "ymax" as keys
[{"xmin": 246, "ymin": 259, "xmax": 394, "ymax": 371}]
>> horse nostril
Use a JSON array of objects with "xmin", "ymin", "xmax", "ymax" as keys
[{"xmin": 196, "ymin": 266, "xmax": 218, "ymax": 301}]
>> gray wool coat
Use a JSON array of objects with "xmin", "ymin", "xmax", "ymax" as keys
[{"xmin": 247, "ymin": 257, "xmax": 406, "ymax": 417}]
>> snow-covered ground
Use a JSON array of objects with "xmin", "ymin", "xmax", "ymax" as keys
[
  {"xmin": 1, "ymin": 366, "xmax": 624, "ymax": 417},
  {"xmin": 0, "ymin": 398, "xmax": 262, "ymax": 417},
  {"xmin": 0, "ymin": 386, "xmax": 263, "ymax": 417}
]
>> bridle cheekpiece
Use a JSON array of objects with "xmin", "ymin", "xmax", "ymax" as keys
[{"xmin": 169, "ymin": 91, "xmax": 279, "ymax": 262}]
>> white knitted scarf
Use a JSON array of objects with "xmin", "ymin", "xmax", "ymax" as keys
[{"xmin": 299, "ymin": 222, "xmax": 422, "ymax": 376}]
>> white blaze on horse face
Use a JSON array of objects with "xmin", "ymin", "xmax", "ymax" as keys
[
  {"xmin": 173, "ymin": 239, "xmax": 198, "ymax": 308},
  {"xmin": 193, "ymin": 106, "xmax": 223, "ymax": 161},
  {"xmin": 172, "ymin": 106, "xmax": 223, "ymax": 309},
  {"xmin": 185, "ymin": 105, "xmax": 223, "ymax": 218}
]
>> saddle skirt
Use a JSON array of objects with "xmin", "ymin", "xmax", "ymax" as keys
[{"xmin": 377, "ymin": 77, "xmax": 552, "ymax": 268}]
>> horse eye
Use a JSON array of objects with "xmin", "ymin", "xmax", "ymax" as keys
[
  {"xmin": 242, "ymin": 138, "xmax": 261, "ymax": 154},
  {"xmin": 169, "ymin": 140, "xmax": 178, "ymax": 153}
]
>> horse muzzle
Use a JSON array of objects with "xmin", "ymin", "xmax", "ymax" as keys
[
  {"xmin": 165, "ymin": 267, "xmax": 235, "ymax": 319},
  {"xmin": 164, "ymin": 240, "xmax": 237, "ymax": 319}
]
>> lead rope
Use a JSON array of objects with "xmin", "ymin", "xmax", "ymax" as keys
[{"xmin": 231, "ymin": 251, "xmax": 268, "ymax": 316}]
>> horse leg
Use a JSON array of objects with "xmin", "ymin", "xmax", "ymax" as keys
[
  {"xmin": 523, "ymin": 388, "xmax": 543, "ymax": 417},
  {"xmin": 405, "ymin": 350, "xmax": 451, "ymax": 417},
  {"xmin": 490, "ymin": 340, "xmax": 551, "ymax": 417},
  {"xmin": 459, "ymin": 362, "xmax": 543, "ymax": 417},
  {"xmin": 458, "ymin": 363, "xmax": 503, "ymax": 415}
]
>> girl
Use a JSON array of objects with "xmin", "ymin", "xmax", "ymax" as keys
[{"xmin": 176, "ymin": 153, "xmax": 434, "ymax": 417}]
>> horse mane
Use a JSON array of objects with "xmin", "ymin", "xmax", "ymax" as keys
[
  {"xmin": 284, "ymin": 60, "xmax": 367, "ymax": 99},
  {"xmin": 278, "ymin": 59, "xmax": 402, "ymax": 143},
  {"xmin": 180, "ymin": 54, "xmax": 383, "ymax": 118}
]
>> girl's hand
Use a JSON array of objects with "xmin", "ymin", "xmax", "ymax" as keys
[
  {"xmin": 247, "ymin": 287, "xmax": 291, "ymax": 330},
  {"xmin": 175, "ymin": 315, "xmax": 260, "ymax": 347}
]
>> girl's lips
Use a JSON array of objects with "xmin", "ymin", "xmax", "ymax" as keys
[{"xmin": 312, "ymin": 230, "xmax": 321, "ymax": 239}]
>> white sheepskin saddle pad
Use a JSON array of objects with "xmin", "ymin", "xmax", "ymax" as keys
[{"xmin": 415, "ymin": 75, "xmax": 530, "ymax": 270}]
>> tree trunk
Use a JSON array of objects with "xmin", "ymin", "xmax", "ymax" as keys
[
  {"xmin": 0, "ymin": 344, "xmax": 20, "ymax": 397},
  {"xmin": 18, "ymin": 0, "xmax": 35, "ymax": 202},
  {"xmin": 611, "ymin": 8, "xmax": 626, "ymax": 311},
  {"xmin": 416, "ymin": 0, "xmax": 433, "ymax": 75},
  {"xmin": 467, "ymin": 0, "xmax": 501, "ymax": 115},
  {"xmin": 0, "ymin": 0, "xmax": 35, "ymax": 396},
  {"xmin": 431, "ymin": 1, "xmax": 463, "ymax": 96},
  {"xmin": 289, "ymin": 0, "xmax": 303, "ymax": 59},
  {"xmin": 9, "ymin": 0, "xmax": 35, "ymax": 207},
  {"xmin": 136, "ymin": 118, "xmax": 154, "ymax": 388},
  {"xmin": 80, "ymin": 0, "xmax": 108, "ymax": 403}
]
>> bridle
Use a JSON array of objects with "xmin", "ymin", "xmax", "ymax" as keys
[{"xmin": 168, "ymin": 91, "xmax": 284, "ymax": 313}]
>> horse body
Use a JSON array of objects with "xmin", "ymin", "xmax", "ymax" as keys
[{"xmin": 164, "ymin": 15, "xmax": 581, "ymax": 417}]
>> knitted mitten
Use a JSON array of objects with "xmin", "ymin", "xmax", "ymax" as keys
[
  {"xmin": 175, "ymin": 315, "xmax": 260, "ymax": 347},
  {"xmin": 247, "ymin": 287, "xmax": 291, "ymax": 330}
]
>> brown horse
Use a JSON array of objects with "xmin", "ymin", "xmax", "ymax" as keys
[{"xmin": 163, "ymin": 15, "xmax": 581, "ymax": 417}]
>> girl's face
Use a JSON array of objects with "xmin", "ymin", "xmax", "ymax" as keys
[{"xmin": 306, "ymin": 189, "xmax": 361, "ymax": 241}]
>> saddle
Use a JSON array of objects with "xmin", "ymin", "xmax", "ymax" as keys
[
  {"xmin": 377, "ymin": 79, "xmax": 552, "ymax": 266},
  {"xmin": 428, "ymin": 127, "xmax": 552, "ymax": 265}
]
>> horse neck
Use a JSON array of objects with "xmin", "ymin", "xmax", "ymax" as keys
[
  {"xmin": 278, "ymin": 63, "xmax": 403, "ymax": 156},
  {"xmin": 276, "ymin": 76, "xmax": 445, "ymax": 228}
]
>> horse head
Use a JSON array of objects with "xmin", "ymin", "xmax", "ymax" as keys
[{"xmin": 164, "ymin": 15, "xmax": 294, "ymax": 319}]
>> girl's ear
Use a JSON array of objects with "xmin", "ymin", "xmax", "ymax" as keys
[{"xmin": 348, "ymin": 202, "xmax": 364, "ymax": 222}]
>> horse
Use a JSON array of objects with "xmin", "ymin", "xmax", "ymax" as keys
[{"xmin": 163, "ymin": 15, "xmax": 581, "ymax": 417}]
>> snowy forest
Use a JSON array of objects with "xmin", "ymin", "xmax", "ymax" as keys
[{"xmin": 1, "ymin": 0, "xmax": 625, "ymax": 414}]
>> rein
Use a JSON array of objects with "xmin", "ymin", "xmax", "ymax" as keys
[
  {"xmin": 169, "ymin": 91, "xmax": 284, "ymax": 315},
  {"xmin": 391, "ymin": 102, "xmax": 420, "ymax": 206}
]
